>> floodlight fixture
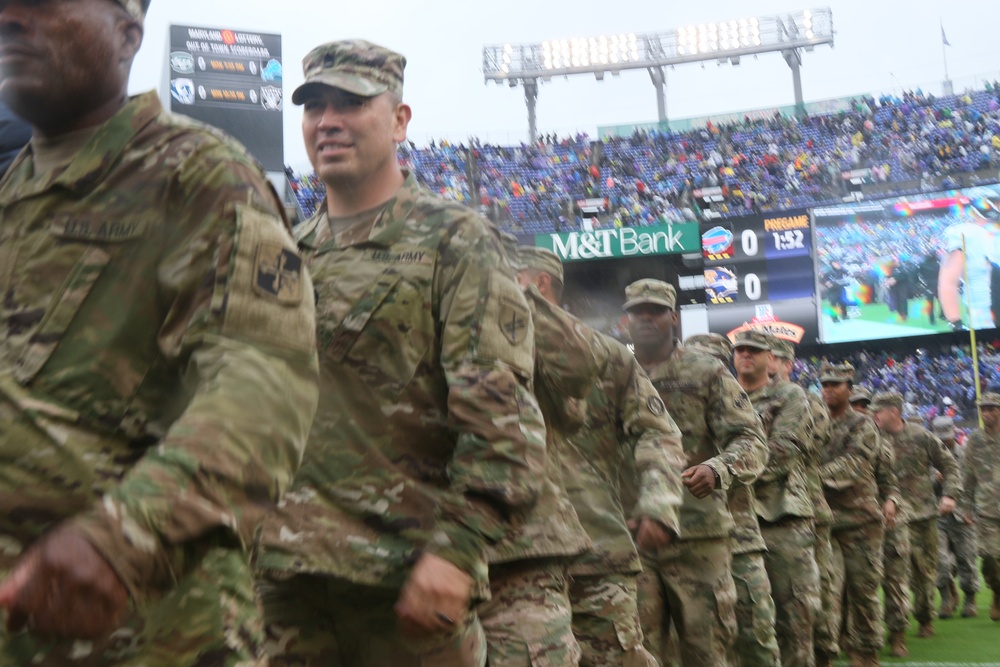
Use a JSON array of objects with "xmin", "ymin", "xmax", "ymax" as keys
[{"xmin": 483, "ymin": 8, "xmax": 834, "ymax": 141}]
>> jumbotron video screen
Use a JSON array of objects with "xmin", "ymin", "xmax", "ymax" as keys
[{"xmin": 813, "ymin": 184, "xmax": 1000, "ymax": 344}]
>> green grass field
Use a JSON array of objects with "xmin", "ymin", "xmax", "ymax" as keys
[{"xmin": 833, "ymin": 568, "xmax": 1000, "ymax": 666}]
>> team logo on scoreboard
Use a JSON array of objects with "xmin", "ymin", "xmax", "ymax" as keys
[
  {"xmin": 705, "ymin": 267, "xmax": 738, "ymax": 304},
  {"xmin": 170, "ymin": 51, "xmax": 195, "ymax": 74},
  {"xmin": 170, "ymin": 78, "xmax": 195, "ymax": 106},
  {"xmin": 702, "ymin": 225, "xmax": 734, "ymax": 260},
  {"xmin": 261, "ymin": 59, "xmax": 283, "ymax": 82},
  {"xmin": 725, "ymin": 304, "xmax": 807, "ymax": 343},
  {"xmin": 261, "ymin": 86, "xmax": 283, "ymax": 111}
]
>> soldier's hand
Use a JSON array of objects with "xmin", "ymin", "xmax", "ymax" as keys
[
  {"xmin": 630, "ymin": 517, "xmax": 674, "ymax": 551},
  {"xmin": 395, "ymin": 553, "xmax": 472, "ymax": 638},
  {"xmin": 939, "ymin": 496, "xmax": 956, "ymax": 515},
  {"xmin": 882, "ymin": 499, "xmax": 897, "ymax": 529},
  {"xmin": 934, "ymin": 470, "xmax": 944, "ymax": 483},
  {"xmin": 0, "ymin": 526, "xmax": 128, "ymax": 639},
  {"xmin": 962, "ymin": 512, "xmax": 975, "ymax": 526},
  {"xmin": 681, "ymin": 465, "xmax": 717, "ymax": 499}
]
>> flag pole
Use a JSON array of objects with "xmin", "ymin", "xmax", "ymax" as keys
[
  {"xmin": 961, "ymin": 233, "xmax": 983, "ymax": 428},
  {"xmin": 941, "ymin": 20, "xmax": 951, "ymax": 82}
]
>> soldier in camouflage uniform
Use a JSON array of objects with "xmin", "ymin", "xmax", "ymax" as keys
[
  {"xmin": 771, "ymin": 341, "xmax": 839, "ymax": 667},
  {"xmin": 0, "ymin": 1, "xmax": 320, "ymax": 665},
  {"xmin": 961, "ymin": 392, "xmax": 1000, "ymax": 622},
  {"xmin": 255, "ymin": 41, "xmax": 544, "ymax": 666},
  {"xmin": 477, "ymin": 245, "xmax": 610, "ymax": 667},
  {"xmin": 624, "ymin": 280, "xmax": 768, "ymax": 667},
  {"xmin": 689, "ymin": 332, "xmax": 781, "ymax": 667},
  {"xmin": 818, "ymin": 364, "xmax": 884, "ymax": 667},
  {"xmin": 516, "ymin": 247, "xmax": 686, "ymax": 667},
  {"xmin": 736, "ymin": 332, "xmax": 819, "ymax": 667},
  {"xmin": 932, "ymin": 416, "xmax": 980, "ymax": 618},
  {"xmin": 871, "ymin": 392, "xmax": 961, "ymax": 649}
]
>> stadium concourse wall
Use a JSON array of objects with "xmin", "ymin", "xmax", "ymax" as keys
[{"xmin": 533, "ymin": 181, "xmax": 1000, "ymax": 349}]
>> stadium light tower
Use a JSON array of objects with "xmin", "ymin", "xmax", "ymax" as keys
[{"xmin": 483, "ymin": 8, "xmax": 834, "ymax": 142}]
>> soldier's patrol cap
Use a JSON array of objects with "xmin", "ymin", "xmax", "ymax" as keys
[
  {"xmin": 849, "ymin": 385, "xmax": 872, "ymax": 404},
  {"xmin": 293, "ymin": 40, "xmax": 406, "ymax": 105},
  {"xmin": 819, "ymin": 362, "xmax": 854, "ymax": 384},
  {"xmin": 870, "ymin": 391, "xmax": 904, "ymax": 412},
  {"xmin": 623, "ymin": 279, "xmax": 676, "ymax": 311},
  {"xmin": 978, "ymin": 392, "xmax": 1000, "ymax": 408},
  {"xmin": 932, "ymin": 416, "xmax": 956, "ymax": 438},
  {"xmin": 113, "ymin": 0, "xmax": 149, "ymax": 21},
  {"xmin": 732, "ymin": 329, "xmax": 772, "ymax": 351},
  {"xmin": 685, "ymin": 333, "xmax": 733, "ymax": 364},
  {"xmin": 771, "ymin": 338, "xmax": 795, "ymax": 360},
  {"xmin": 515, "ymin": 246, "xmax": 564, "ymax": 284}
]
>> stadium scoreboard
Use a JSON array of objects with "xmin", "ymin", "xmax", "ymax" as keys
[
  {"xmin": 167, "ymin": 25, "xmax": 284, "ymax": 172},
  {"xmin": 701, "ymin": 209, "xmax": 819, "ymax": 343}
]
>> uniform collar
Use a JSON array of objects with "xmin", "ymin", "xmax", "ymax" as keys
[{"xmin": 2, "ymin": 91, "xmax": 163, "ymax": 201}]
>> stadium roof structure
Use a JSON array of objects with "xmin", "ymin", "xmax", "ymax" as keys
[{"xmin": 483, "ymin": 7, "xmax": 834, "ymax": 141}]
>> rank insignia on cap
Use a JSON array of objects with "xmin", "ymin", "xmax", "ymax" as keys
[
  {"xmin": 499, "ymin": 300, "xmax": 529, "ymax": 345},
  {"xmin": 254, "ymin": 243, "xmax": 303, "ymax": 304}
]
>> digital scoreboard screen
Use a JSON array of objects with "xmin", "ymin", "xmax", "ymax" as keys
[
  {"xmin": 167, "ymin": 25, "xmax": 283, "ymax": 171},
  {"xmin": 813, "ymin": 184, "xmax": 1000, "ymax": 344},
  {"xmin": 701, "ymin": 209, "xmax": 819, "ymax": 344}
]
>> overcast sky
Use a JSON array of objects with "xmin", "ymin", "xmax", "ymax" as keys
[{"xmin": 130, "ymin": 0, "xmax": 1000, "ymax": 171}]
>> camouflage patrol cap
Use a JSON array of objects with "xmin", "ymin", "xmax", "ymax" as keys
[
  {"xmin": 770, "ymin": 338, "xmax": 795, "ymax": 360},
  {"xmin": 932, "ymin": 416, "xmax": 956, "ymax": 438},
  {"xmin": 819, "ymin": 362, "xmax": 854, "ymax": 384},
  {"xmin": 623, "ymin": 279, "xmax": 676, "ymax": 311},
  {"xmin": 732, "ymin": 329, "xmax": 772, "ymax": 351},
  {"xmin": 515, "ymin": 245, "xmax": 564, "ymax": 283},
  {"xmin": 871, "ymin": 391, "xmax": 904, "ymax": 412},
  {"xmin": 978, "ymin": 392, "xmax": 1000, "ymax": 408},
  {"xmin": 849, "ymin": 385, "xmax": 872, "ymax": 404},
  {"xmin": 293, "ymin": 40, "xmax": 406, "ymax": 104},
  {"xmin": 113, "ymin": 0, "xmax": 149, "ymax": 21},
  {"xmin": 685, "ymin": 333, "xmax": 733, "ymax": 364}
]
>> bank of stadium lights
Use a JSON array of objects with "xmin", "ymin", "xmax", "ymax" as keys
[{"xmin": 483, "ymin": 8, "xmax": 834, "ymax": 141}]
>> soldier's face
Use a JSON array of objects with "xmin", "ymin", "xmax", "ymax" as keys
[
  {"xmin": 626, "ymin": 304, "xmax": 676, "ymax": 347},
  {"xmin": 302, "ymin": 87, "xmax": 410, "ymax": 189},
  {"xmin": 983, "ymin": 406, "xmax": 1000, "ymax": 430},
  {"xmin": 849, "ymin": 401, "xmax": 869, "ymax": 415},
  {"xmin": 733, "ymin": 345, "xmax": 770, "ymax": 377},
  {"xmin": 821, "ymin": 380, "xmax": 850, "ymax": 409},
  {"xmin": 871, "ymin": 407, "xmax": 900, "ymax": 431},
  {"xmin": 0, "ymin": 0, "xmax": 141, "ymax": 134}
]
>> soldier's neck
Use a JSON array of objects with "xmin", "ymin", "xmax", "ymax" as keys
[
  {"xmin": 634, "ymin": 339, "xmax": 675, "ymax": 368},
  {"xmin": 325, "ymin": 164, "xmax": 405, "ymax": 218}
]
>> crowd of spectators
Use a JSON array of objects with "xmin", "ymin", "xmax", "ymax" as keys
[{"xmin": 287, "ymin": 81, "xmax": 1000, "ymax": 233}]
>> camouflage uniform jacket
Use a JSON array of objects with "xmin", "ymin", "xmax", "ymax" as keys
[
  {"xmin": 256, "ymin": 173, "xmax": 544, "ymax": 599},
  {"xmin": 961, "ymin": 429, "xmax": 1000, "ymax": 520},
  {"xmin": 820, "ymin": 409, "xmax": 882, "ymax": 530},
  {"xmin": 565, "ymin": 334, "xmax": 685, "ymax": 575},
  {"xmin": 643, "ymin": 345, "xmax": 768, "ymax": 541},
  {"xmin": 728, "ymin": 482, "xmax": 767, "ymax": 554},
  {"xmin": 486, "ymin": 287, "xmax": 603, "ymax": 565},
  {"xmin": 749, "ymin": 379, "xmax": 814, "ymax": 522},
  {"xmin": 804, "ymin": 391, "xmax": 833, "ymax": 525},
  {"xmin": 873, "ymin": 432, "xmax": 902, "ymax": 511},
  {"xmin": 0, "ymin": 92, "xmax": 319, "ymax": 603},
  {"xmin": 881, "ymin": 423, "xmax": 960, "ymax": 523},
  {"xmin": 934, "ymin": 444, "xmax": 968, "ymax": 514}
]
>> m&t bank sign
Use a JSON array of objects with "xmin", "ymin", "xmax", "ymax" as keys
[{"xmin": 535, "ymin": 223, "xmax": 700, "ymax": 262}]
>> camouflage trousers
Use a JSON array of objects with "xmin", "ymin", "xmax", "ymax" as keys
[
  {"xmin": 731, "ymin": 550, "xmax": 780, "ymax": 667},
  {"xmin": 568, "ymin": 573, "xmax": 657, "ymax": 667},
  {"xmin": 0, "ymin": 547, "xmax": 266, "ymax": 667},
  {"xmin": 830, "ymin": 521, "xmax": 884, "ymax": 654},
  {"xmin": 936, "ymin": 513, "xmax": 979, "ymax": 594},
  {"xmin": 478, "ymin": 558, "xmax": 581, "ymax": 667},
  {"xmin": 257, "ymin": 572, "xmax": 485, "ymax": 667},
  {"xmin": 909, "ymin": 519, "xmax": 940, "ymax": 625},
  {"xmin": 882, "ymin": 521, "xmax": 912, "ymax": 633},
  {"xmin": 812, "ymin": 523, "xmax": 839, "ymax": 658},
  {"xmin": 760, "ymin": 517, "xmax": 820, "ymax": 667},
  {"xmin": 636, "ymin": 537, "xmax": 737, "ymax": 667},
  {"xmin": 978, "ymin": 516, "xmax": 1000, "ymax": 593}
]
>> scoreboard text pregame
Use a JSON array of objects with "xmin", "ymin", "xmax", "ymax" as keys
[
  {"xmin": 701, "ymin": 209, "xmax": 819, "ymax": 343},
  {"xmin": 168, "ymin": 25, "xmax": 284, "ymax": 172}
]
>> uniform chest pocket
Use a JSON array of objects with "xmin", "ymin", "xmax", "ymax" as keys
[
  {"xmin": 14, "ymin": 213, "xmax": 148, "ymax": 385},
  {"xmin": 322, "ymin": 270, "xmax": 433, "ymax": 396}
]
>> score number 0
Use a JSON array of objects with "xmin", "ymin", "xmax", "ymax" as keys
[{"xmin": 740, "ymin": 230, "xmax": 762, "ymax": 301}]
